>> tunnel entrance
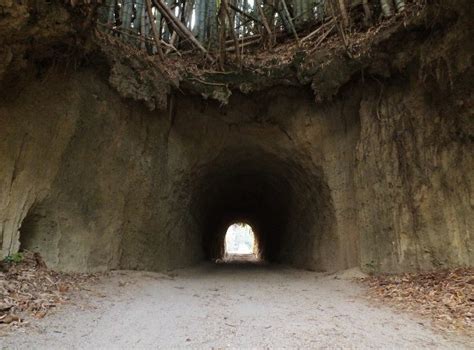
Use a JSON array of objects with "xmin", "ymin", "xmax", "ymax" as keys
[
  {"xmin": 223, "ymin": 222, "xmax": 259, "ymax": 262},
  {"xmin": 187, "ymin": 148, "xmax": 342, "ymax": 271}
]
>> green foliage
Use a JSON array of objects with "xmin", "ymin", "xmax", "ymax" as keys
[
  {"xmin": 4, "ymin": 252, "xmax": 24, "ymax": 264},
  {"xmin": 364, "ymin": 260, "xmax": 377, "ymax": 273}
]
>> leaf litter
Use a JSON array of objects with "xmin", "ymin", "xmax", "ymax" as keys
[
  {"xmin": 0, "ymin": 251, "xmax": 99, "ymax": 335},
  {"xmin": 363, "ymin": 268, "xmax": 474, "ymax": 336}
]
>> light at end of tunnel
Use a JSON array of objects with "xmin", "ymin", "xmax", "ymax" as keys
[{"xmin": 223, "ymin": 222, "xmax": 260, "ymax": 262}]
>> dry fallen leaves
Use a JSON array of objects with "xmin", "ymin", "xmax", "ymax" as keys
[
  {"xmin": 0, "ymin": 251, "xmax": 98, "ymax": 333},
  {"xmin": 363, "ymin": 268, "xmax": 474, "ymax": 335}
]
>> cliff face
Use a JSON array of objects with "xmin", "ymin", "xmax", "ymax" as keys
[
  {"xmin": 0, "ymin": 72, "xmax": 360, "ymax": 272},
  {"xmin": 356, "ymin": 77, "xmax": 473, "ymax": 273},
  {"xmin": 0, "ymin": 0, "xmax": 79, "ymax": 83},
  {"xmin": 355, "ymin": 0, "xmax": 473, "ymax": 272},
  {"xmin": 0, "ymin": 1, "xmax": 471, "ymax": 272}
]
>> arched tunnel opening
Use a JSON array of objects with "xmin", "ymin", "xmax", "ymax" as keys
[
  {"xmin": 186, "ymin": 148, "xmax": 341, "ymax": 271},
  {"xmin": 223, "ymin": 222, "xmax": 260, "ymax": 262}
]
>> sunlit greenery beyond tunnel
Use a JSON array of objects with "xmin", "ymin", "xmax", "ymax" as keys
[{"xmin": 223, "ymin": 222, "xmax": 259, "ymax": 261}]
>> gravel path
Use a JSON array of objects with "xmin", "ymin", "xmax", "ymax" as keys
[{"xmin": 1, "ymin": 263, "xmax": 472, "ymax": 349}]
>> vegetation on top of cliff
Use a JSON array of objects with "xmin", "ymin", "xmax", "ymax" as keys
[
  {"xmin": 91, "ymin": 0, "xmax": 436, "ymax": 109},
  {"xmin": 1, "ymin": 0, "xmax": 470, "ymax": 109}
]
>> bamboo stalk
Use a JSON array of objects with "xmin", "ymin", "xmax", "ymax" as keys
[
  {"xmin": 301, "ymin": 18, "xmax": 334, "ymax": 43},
  {"xmin": 280, "ymin": 0, "xmax": 300, "ymax": 46},
  {"xmin": 225, "ymin": 38, "xmax": 261, "ymax": 51},
  {"xmin": 229, "ymin": 3, "xmax": 263, "ymax": 25},
  {"xmin": 146, "ymin": 0, "xmax": 166, "ymax": 59},
  {"xmin": 152, "ymin": 0, "xmax": 214, "ymax": 60},
  {"xmin": 302, "ymin": 0, "xmax": 309, "ymax": 23},
  {"xmin": 165, "ymin": 0, "xmax": 182, "ymax": 53},
  {"xmin": 337, "ymin": 0, "xmax": 350, "ymax": 28},
  {"xmin": 380, "ymin": 0, "xmax": 393, "ymax": 17},
  {"xmin": 218, "ymin": 1, "xmax": 227, "ymax": 69},
  {"xmin": 121, "ymin": 0, "xmax": 133, "ymax": 32},
  {"xmin": 224, "ymin": 0, "xmax": 241, "ymax": 66},
  {"xmin": 183, "ymin": 0, "xmax": 194, "ymax": 28},
  {"xmin": 394, "ymin": 0, "xmax": 405, "ymax": 12},
  {"xmin": 258, "ymin": 5, "xmax": 273, "ymax": 47},
  {"xmin": 140, "ymin": 3, "xmax": 148, "ymax": 50},
  {"xmin": 97, "ymin": 22, "xmax": 181, "ymax": 54},
  {"xmin": 362, "ymin": 0, "xmax": 371, "ymax": 26},
  {"xmin": 166, "ymin": 31, "xmax": 179, "ymax": 53},
  {"xmin": 107, "ymin": 0, "xmax": 115, "ymax": 26},
  {"xmin": 196, "ymin": 0, "xmax": 206, "ymax": 40},
  {"xmin": 308, "ymin": 24, "xmax": 335, "ymax": 53},
  {"xmin": 329, "ymin": 0, "xmax": 351, "ymax": 57},
  {"xmin": 207, "ymin": 0, "xmax": 218, "ymax": 45},
  {"xmin": 294, "ymin": 0, "xmax": 301, "ymax": 24},
  {"xmin": 224, "ymin": 33, "xmax": 260, "ymax": 45}
]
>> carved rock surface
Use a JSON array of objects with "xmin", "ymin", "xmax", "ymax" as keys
[{"xmin": 0, "ymin": 0, "xmax": 472, "ymax": 273}]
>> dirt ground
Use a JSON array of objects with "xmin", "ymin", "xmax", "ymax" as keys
[{"xmin": 1, "ymin": 263, "xmax": 472, "ymax": 349}]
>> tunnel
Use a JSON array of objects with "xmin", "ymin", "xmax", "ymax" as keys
[
  {"xmin": 16, "ymin": 145, "xmax": 343, "ymax": 272},
  {"xmin": 184, "ymin": 147, "xmax": 340, "ymax": 271}
]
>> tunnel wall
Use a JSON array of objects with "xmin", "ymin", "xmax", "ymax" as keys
[
  {"xmin": 133, "ymin": 87, "xmax": 362, "ymax": 272},
  {"xmin": 356, "ymin": 78, "xmax": 473, "ymax": 273},
  {"xmin": 0, "ymin": 62, "xmax": 472, "ymax": 272},
  {"xmin": 0, "ymin": 71, "xmax": 203, "ymax": 272}
]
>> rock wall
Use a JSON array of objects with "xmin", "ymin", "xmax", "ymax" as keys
[
  {"xmin": 0, "ymin": 69, "xmax": 362, "ymax": 272},
  {"xmin": 0, "ymin": 63, "xmax": 472, "ymax": 273},
  {"xmin": 356, "ymin": 77, "xmax": 473, "ymax": 273},
  {"xmin": 0, "ymin": 70, "xmax": 200, "ymax": 272},
  {"xmin": 0, "ymin": 0, "xmax": 82, "ymax": 84},
  {"xmin": 0, "ymin": 0, "xmax": 472, "ymax": 273},
  {"xmin": 355, "ymin": 0, "xmax": 474, "ymax": 272}
]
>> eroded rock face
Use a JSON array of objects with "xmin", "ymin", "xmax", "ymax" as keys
[
  {"xmin": 1, "ymin": 63, "xmax": 471, "ymax": 273},
  {"xmin": 1, "ymin": 72, "xmax": 148, "ymax": 271},
  {"xmin": 356, "ymin": 80, "xmax": 473, "ymax": 272},
  {"xmin": 0, "ymin": 1, "xmax": 472, "ymax": 273},
  {"xmin": 0, "ymin": 71, "xmax": 360, "ymax": 272},
  {"xmin": 0, "ymin": 0, "xmax": 79, "ymax": 84}
]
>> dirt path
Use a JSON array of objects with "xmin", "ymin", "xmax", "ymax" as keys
[{"xmin": 1, "ymin": 263, "xmax": 471, "ymax": 349}]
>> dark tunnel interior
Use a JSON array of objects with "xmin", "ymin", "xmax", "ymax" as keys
[{"xmin": 187, "ymin": 148, "xmax": 339, "ymax": 270}]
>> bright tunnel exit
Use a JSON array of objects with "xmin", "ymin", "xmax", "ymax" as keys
[{"xmin": 224, "ymin": 222, "xmax": 259, "ymax": 262}]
